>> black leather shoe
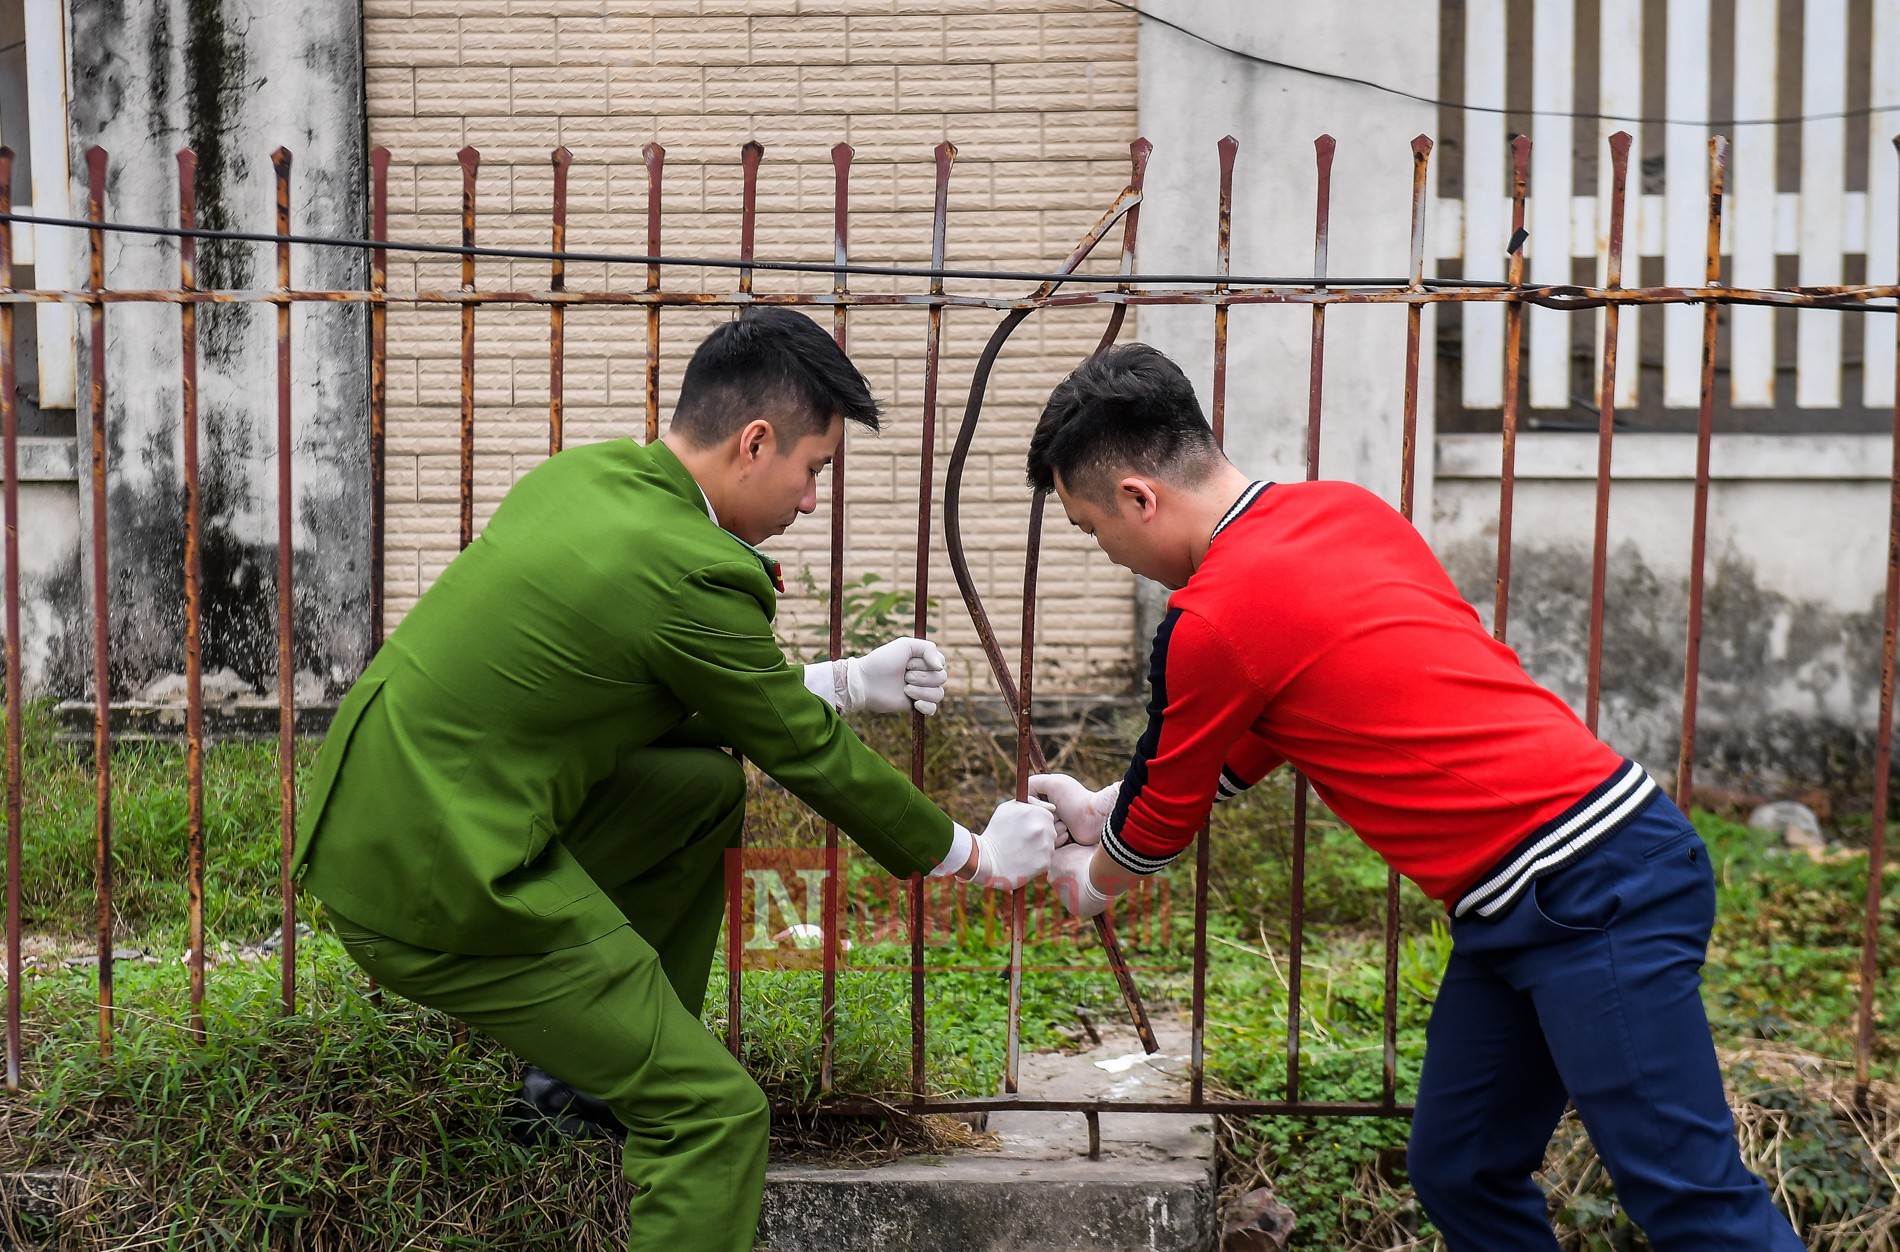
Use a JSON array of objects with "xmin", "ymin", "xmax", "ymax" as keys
[{"xmin": 507, "ymin": 1066, "xmax": 627, "ymax": 1144}]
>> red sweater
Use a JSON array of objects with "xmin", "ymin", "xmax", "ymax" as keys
[{"xmin": 1101, "ymin": 480, "xmax": 1656, "ymax": 916}]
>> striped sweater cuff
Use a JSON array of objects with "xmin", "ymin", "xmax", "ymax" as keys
[
  {"xmin": 1213, "ymin": 765, "xmax": 1249, "ymax": 805},
  {"xmin": 1101, "ymin": 819, "xmax": 1183, "ymax": 876}
]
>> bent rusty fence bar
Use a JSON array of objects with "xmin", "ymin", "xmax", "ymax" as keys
[
  {"xmin": 821, "ymin": 141, "xmax": 851, "ymax": 1095},
  {"xmin": 0, "ymin": 131, "xmax": 1895, "ymax": 1128}
]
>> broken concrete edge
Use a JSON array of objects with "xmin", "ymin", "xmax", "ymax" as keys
[
  {"xmin": 758, "ymin": 1018, "xmax": 1221, "ymax": 1251},
  {"xmin": 0, "ymin": 1166, "xmax": 1221, "ymax": 1252},
  {"xmin": 759, "ymin": 1164, "xmax": 1218, "ymax": 1252}
]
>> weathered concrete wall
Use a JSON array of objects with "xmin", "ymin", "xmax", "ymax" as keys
[
  {"xmin": 13, "ymin": 476, "xmax": 85, "ymax": 695},
  {"xmin": 1435, "ymin": 433, "xmax": 1895, "ymax": 799},
  {"xmin": 39, "ymin": 0, "xmax": 370, "ymax": 701},
  {"xmin": 1132, "ymin": 0, "xmax": 1440, "ymax": 644}
]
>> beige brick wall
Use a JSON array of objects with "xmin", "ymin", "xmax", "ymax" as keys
[{"xmin": 366, "ymin": 0, "xmax": 1142, "ymax": 698}]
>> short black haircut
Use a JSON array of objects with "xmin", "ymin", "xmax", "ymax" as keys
[
  {"xmin": 669, "ymin": 308, "xmax": 881, "ymax": 447},
  {"xmin": 1026, "ymin": 343, "xmax": 1221, "ymax": 504}
]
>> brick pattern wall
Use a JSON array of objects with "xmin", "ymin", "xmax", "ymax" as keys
[{"xmin": 365, "ymin": 0, "xmax": 1142, "ymax": 697}]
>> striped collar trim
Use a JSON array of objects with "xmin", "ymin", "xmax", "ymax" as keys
[
  {"xmin": 1452, "ymin": 760, "xmax": 1659, "ymax": 919},
  {"xmin": 1212, "ymin": 481, "xmax": 1270, "ymax": 538}
]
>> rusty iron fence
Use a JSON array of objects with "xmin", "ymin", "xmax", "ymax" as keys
[{"xmin": 2, "ymin": 130, "xmax": 1896, "ymax": 1131}]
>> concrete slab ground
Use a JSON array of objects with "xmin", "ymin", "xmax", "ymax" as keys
[{"xmin": 759, "ymin": 1016, "xmax": 1216, "ymax": 1252}]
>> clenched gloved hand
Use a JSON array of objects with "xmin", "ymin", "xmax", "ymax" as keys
[
  {"xmin": 1049, "ymin": 842, "xmax": 1117, "ymax": 918},
  {"xmin": 956, "ymin": 799, "xmax": 1057, "ymax": 890},
  {"xmin": 1027, "ymin": 772, "xmax": 1119, "ymax": 846},
  {"xmin": 804, "ymin": 637, "xmax": 950, "ymax": 716}
]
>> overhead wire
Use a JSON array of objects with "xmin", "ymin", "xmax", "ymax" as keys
[
  {"xmin": 1103, "ymin": 0, "xmax": 1900, "ymax": 129},
  {"xmin": 0, "ymin": 206, "xmax": 1500, "ymax": 290},
  {"xmin": 0, "ymin": 208, "xmax": 1893, "ymax": 311}
]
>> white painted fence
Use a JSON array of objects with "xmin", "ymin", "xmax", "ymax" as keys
[{"xmin": 1452, "ymin": 0, "xmax": 1899, "ymax": 415}]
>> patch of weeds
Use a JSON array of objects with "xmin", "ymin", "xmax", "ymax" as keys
[
  {"xmin": 3, "ymin": 935, "xmax": 1009, "ymax": 1249},
  {"xmin": 8, "ymin": 696, "xmax": 1898, "ymax": 1246},
  {"xmin": 5, "ymin": 700, "xmax": 320, "ymax": 949},
  {"xmin": 788, "ymin": 569, "xmax": 937, "ymax": 661},
  {"xmin": 1200, "ymin": 924, "xmax": 1437, "ymax": 1251},
  {"xmin": 1532, "ymin": 1046, "xmax": 1900, "ymax": 1252},
  {"xmin": 1695, "ymin": 811, "xmax": 1900, "ymax": 1068}
]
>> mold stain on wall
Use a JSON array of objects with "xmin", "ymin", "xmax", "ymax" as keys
[
  {"xmin": 1443, "ymin": 539, "xmax": 1892, "ymax": 803},
  {"xmin": 43, "ymin": 0, "xmax": 371, "ymax": 705}
]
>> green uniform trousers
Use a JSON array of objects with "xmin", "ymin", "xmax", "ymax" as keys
[{"xmin": 322, "ymin": 747, "xmax": 768, "ymax": 1252}]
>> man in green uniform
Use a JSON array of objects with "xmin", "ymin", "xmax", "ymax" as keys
[{"xmin": 293, "ymin": 308, "xmax": 1055, "ymax": 1251}]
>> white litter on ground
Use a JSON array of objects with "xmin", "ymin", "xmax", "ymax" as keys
[{"xmin": 1093, "ymin": 1051, "xmax": 1151, "ymax": 1075}]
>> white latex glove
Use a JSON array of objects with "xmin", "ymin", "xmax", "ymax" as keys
[
  {"xmin": 1050, "ymin": 842, "xmax": 1116, "ymax": 918},
  {"xmin": 1027, "ymin": 773, "xmax": 1118, "ymax": 846},
  {"xmin": 959, "ymin": 799, "xmax": 1057, "ymax": 890},
  {"xmin": 803, "ymin": 637, "xmax": 949, "ymax": 716}
]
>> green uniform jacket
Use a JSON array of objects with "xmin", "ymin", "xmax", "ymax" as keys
[{"xmin": 293, "ymin": 438, "xmax": 953, "ymax": 954}]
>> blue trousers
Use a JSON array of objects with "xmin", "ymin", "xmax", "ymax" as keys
[{"xmin": 1408, "ymin": 793, "xmax": 1804, "ymax": 1251}]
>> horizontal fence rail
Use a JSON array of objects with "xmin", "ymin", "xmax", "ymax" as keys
[{"xmin": 1, "ymin": 130, "xmax": 1895, "ymax": 1125}]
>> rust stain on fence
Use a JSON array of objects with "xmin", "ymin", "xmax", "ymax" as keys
[
  {"xmin": 1677, "ymin": 137, "xmax": 1730, "ymax": 811},
  {"xmin": 1586, "ymin": 133, "xmax": 1634, "ymax": 737},
  {"xmin": 368, "ymin": 147, "xmax": 390, "ymax": 655},
  {"xmin": 643, "ymin": 144, "xmax": 664, "ymax": 445},
  {"xmin": 1, "ymin": 129, "xmax": 1895, "ymax": 1126},
  {"xmin": 175, "ymin": 149, "xmax": 208, "ymax": 1044},
  {"xmin": 456, "ymin": 147, "xmax": 479, "ymax": 553},
  {"xmin": 908, "ymin": 139, "xmax": 955, "ymax": 1103},
  {"xmin": 273, "ymin": 146, "xmax": 297, "ymax": 1017},
  {"xmin": 1191, "ymin": 132, "xmax": 1237, "ymax": 1108},
  {"xmin": 1285, "ymin": 134, "xmax": 1336, "ymax": 1108},
  {"xmin": 3, "ymin": 281, "xmax": 1892, "ymax": 311},
  {"xmin": 549, "ymin": 147, "xmax": 570, "ymax": 459},
  {"xmin": 3, "ymin": 148, "xmax": 21, "ymax": 1092},
  {"xmin": 1860, "ymin": 135, "xmax": 1900, "ymax": 1097},
  {"xmin": 1493, "ymin": 135, "xmax": 1531, "ymax": 646},
  {"xmin": 85, "ymin": 146, "xmax": 114, "ymax": 1054}
]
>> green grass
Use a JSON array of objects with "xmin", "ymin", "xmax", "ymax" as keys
[
  {"xmin": 2, "ymin": 701, "xmax": 1897, "ymax": 1249},
  {"xmin": 1696, "ymin": 808, "xmax": 1900, "ymax": 1067},
  {"xmin": 6, "ymin": 701, "xmax": 321, "ymax": 950}
]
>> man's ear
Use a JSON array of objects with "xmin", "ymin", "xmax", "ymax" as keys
[
  {"xmin": 1119, "ymin": 477, "xmax": 1160, "ymax": 522},
  {"xmin": 737, "ymin": 418, "xmax": 775, "ymax": 469}
]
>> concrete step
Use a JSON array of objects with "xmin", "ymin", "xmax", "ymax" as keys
[{"xmin": 760, "ymin": 1017, "xmax": 1215, "ymax": 1252}]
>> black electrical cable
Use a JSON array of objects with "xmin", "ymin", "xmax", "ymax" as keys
[
  {"xmin": 3, "ymin": 212, "xmax": 1892, "ymax": 312},
  {"xmin": 1105, "ymin": 0, "xmax": 1900, "ymax": 129},
  {"xmin": 0, "ymin": 208, "xmax": 1507, "ymax": 291}
]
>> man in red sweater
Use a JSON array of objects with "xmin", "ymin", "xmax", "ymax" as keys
[{"xmin": 1025, "ymin": 344, "xmax": 1801, "ymax": 1251}]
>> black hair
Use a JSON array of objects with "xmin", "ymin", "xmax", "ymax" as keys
[
  {"xmin": 669, "ymin": 308, "xmax": 881, "ymax": 447},
  {"xmin": 1025, "ymin": 343, "xmax": 1221, "ymax": 504}
]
